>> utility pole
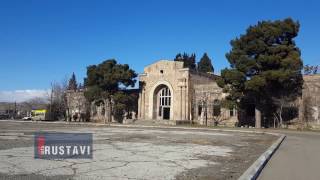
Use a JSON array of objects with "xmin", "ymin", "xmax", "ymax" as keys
[
  {"xmin": 14, "ymin": 101, "xmax": 17, "ymax": 119},
  {"xmin": 205, "ymin": 101, "xmax": 208, "ymax": 126},
  {"xmin": 50, "ymin": 82, "xmax": 53, "ymax": 120}
]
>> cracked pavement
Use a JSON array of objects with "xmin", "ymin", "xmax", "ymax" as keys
[{"xmin": 0, "ymin": 121, "xmax": 277, "ymax": 180}]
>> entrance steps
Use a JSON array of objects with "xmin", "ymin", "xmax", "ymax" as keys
[{"xmin": 132, "ymin": 119, "xmax": 191, "ymax": 126}]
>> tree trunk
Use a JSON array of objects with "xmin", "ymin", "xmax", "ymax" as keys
[
  {"xmin": 90, "ymin": 101, "xmax": 95, "ymax": 118},
  {"xmin": 104, "ymin": 100, "xmax": 109, "ymax": 124},
  {"xmin": 278, "ymin": 102, "xmax": 284, "ymax": 128},
  {"xmin": 255, "ymin": 108, "xmax": 261, "ymax": 128},
  {"xmin": 279, "ymin": 107, "xmax": 283, "ymax": 128},
  {"xmin": 298, "ymin": 96, "xmax": 304, "ymax": 129},
  {"xmin": 274, "ymin": 113, "xmax": 280, "ymax": 128},
  {"xmin": 104, "ymin": 99, "xmax": 112, "ymax": 123}
]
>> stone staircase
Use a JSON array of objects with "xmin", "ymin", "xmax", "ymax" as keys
[
  {"xmin": 131, "ymin": 119, "xmax": 160, "ymax": 126},
  {"xmin": 131, "ymin": 119, "xmax": 193, "ymax": 126}
]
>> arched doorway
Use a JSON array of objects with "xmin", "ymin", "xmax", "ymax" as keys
[{"xmin": 153, "ymin": 85, "xmax": 172, "ymax": 120}]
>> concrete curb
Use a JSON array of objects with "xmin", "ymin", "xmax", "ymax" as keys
[{"xmin": 238, "ymin": 134, "xmax": 286, "ymax": 180}]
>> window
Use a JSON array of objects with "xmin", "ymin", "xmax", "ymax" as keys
[
  {"xmin": 159, "ymin": 87, "xmax": 171, "ymax": 106},
  {"xmin": 213, "ymin": 99, "xmax": 221, "ymax": 116},
  {"xmin": 159, "ymin": 87, "xmax": 171, "ymax": 118},
  {"xmin": 160, "ymin": 70, "xmax": 164, "ymax": 74},
  {"xmin": 230, "ymin": 108, "xmax": 234, "ymax": 117},
  {"xmin": 198, "ymin": 105, "xmax": 202, "ymax": 116}
]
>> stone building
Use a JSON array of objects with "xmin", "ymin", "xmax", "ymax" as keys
[
  {"xmin": 138, "ymin": 60, "xmax": 237, "ymax": 126},
  {"xmin": 65, "ymin": 89, "xmax": 88, "ymax": 122},
  {"xmin": 65, "ymin": 59, "xmax": 319, "ymax": 128},
  {"xmin": 298, "ymin": 74, "xmax": 320, "ymax": 129},
  {"xmin": 65, "ymin": 89, "xmax": 139, "ymax": 123}
]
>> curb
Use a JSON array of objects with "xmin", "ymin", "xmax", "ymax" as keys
[{"xmin": 238, "ymin": 134, "xmax": 286, "ymax": 180}]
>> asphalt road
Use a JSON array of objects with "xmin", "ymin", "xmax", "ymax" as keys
[
  {"xmin": 0, "ymin": 120, "xmax": 277, "ymax": 180},
  {"xmin": 259, "ymin": 130, "xmax": 320, "ymax": 180}
]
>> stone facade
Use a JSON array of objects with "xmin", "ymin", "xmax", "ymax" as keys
[
  {"xmin": 65, "ymin": 89, "xmax": 139, "ymax": 123},
  {"xmin": 65, "ymin": 89, "xmax": 88, "ymax": 122},
  {"xmin": 65, "ymin": 60, "xmax": 319, "ymax": 128},
  {"xmin": 298, "ymin": 75, "xmax": 320, "ymax": 129},
  {"xmin": 138, "ymin": 60, "xmax": 237, "ymax": 126}
]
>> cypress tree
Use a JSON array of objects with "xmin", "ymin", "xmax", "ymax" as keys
[
  {"xmin": 67, "ymin": 72, "xmax": 78, "ymax": 91},
  {"xmin": 217, "ymin": 18, "xmax": 303, "ymax": 127},
  {"xmin": 198, "ymin": 53, "xmax": 214, "ymax": 73}
]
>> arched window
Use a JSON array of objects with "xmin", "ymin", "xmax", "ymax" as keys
[
  {"xmin": 213, "ymin": 99, "xmax": 221, "ymax": 116},
  {"xmin": 158, "ymin": 87, "xmax": 171, "ymax": 119},
  {"xmin": 159, "ymin": 87, "xmax": 171, "ymax": 107}
]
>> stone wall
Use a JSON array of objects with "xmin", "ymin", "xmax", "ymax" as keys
[
  {"xmin": 66, "ymin": 59, "xmax": 319, "ymax": 128},
  {"xmin": 138, "ymin": 60, "xmax": 189, "ymax": 121},
  {"xmin": 66, "ymin": 89, "xmax": 139, "ymax": 123},
  {"xmin": 65, "ymin": 90, "xmax": 88, "ymax": 122},
  {"xmin": 138, "ymin": 60, "xmax": 237, "ymax": 126},
  {"xmin": 299, "ymin": 75, "xmax": 320, "ymax": 129},
  {"xmin": 190, "ymin": 72, "xmax": 237, "ymax": 126}
]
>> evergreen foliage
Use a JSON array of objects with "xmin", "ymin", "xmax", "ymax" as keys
[
  {"xmin": 84, "ymin": 59, "xmax": 137, "ymax": 121},
  {"xmin": 174, "ymin": 52, "xmax": 196, "ymax": 70},
  {"xmin": 67, "ymin": 72, "xmax": 78, "ymax": 91},
  {"xmin": 217, "ymin": 18, "xmax": 304, "ymax": 126},
  {"xmin": 198, "ymin": 53, "xmax": 214, "ymax": 73}
]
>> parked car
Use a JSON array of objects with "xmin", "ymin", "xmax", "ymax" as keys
[
  {"xmin": 22, "ymin": 116, "xmax": 32, "ymax": 121},
  {"xmin": 0, "ymin": 114, "xmax": 9, "ymax": 120}
]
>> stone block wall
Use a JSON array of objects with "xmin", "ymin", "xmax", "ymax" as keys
[
  {"xmin": 299, "ymin": 75, "xmax": 320, "ymax": 129},
  {"xmin": 65, "ymin": 89, "xmax": 89, "ymax": 122}
]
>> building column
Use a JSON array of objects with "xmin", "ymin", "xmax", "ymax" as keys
[
  {"xmin": 255, "ymin": 108, "xmax": 261, "ymax": 128},
  {"xmin": 184, "ymin": 86, "xmax": 187, "ymax": 120},
  {"xmin": 138, "ymin": 91, "xmax": 142, "ymax": 119},
  {"xmin": 143, "ymin": 89, "xmax": 146, "ymax": 119},
  {"xmin": 180, "ymin": 86, "xmax": 183, "ymax": 120}
]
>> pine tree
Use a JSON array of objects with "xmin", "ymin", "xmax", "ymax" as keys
[
  {"xmin": 198, "ymin": 53, "xmax": 214, "ymax": 73},
  {"xmin": 174, "ymin": 52, "xmax": 196, "ymax": 70},
  {"xmin": 217, "ymin": 18, "xmax": 303, "ymax": 128},
  {"xmin": 67, "ymin": 72, "xmax": 78, "ymax": 91},
  {"xmin": 84, "ymin": 59, "xmax": 137, "ymax": 122}
]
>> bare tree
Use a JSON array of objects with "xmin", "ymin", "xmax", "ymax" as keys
[
  {"xmin": 48, "ymin": 79, "xmax": 68, "ymax": 120},
  {"xmin": 212, "ymin": 108, "xmax": 229, "ymax": 126},
  {"xmin": 195, "ymin": 91, "xmax": 231, "ymax": 126},
  {"xmin": 302, "ymin": 94, "xmax": 313, "ymax": 128},
  {"xmin": 273, "ymin": 96, "xmax": 296, "ymax": 128}
]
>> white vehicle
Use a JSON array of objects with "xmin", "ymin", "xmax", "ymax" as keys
[{"xmin": 22, "ymin": 116, "xmax": 32, "ymax": 120}]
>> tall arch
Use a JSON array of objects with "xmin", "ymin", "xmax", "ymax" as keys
[{"xmin": 148, "ymin": 81, "xmax": 174, "ymax": 120}]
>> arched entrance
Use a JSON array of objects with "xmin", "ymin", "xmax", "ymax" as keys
[{"xmin": 153, "ymin": 85, "xmax": 172, "ymax": 120}]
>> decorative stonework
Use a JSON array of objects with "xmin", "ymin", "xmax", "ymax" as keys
[
  {"xmin": 138, "ymin": 60, "xmax": 237, "ymax": 126},
  {"xmin": 65, "ymin": 60, "xmax": 319, "ymax": 128}
]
